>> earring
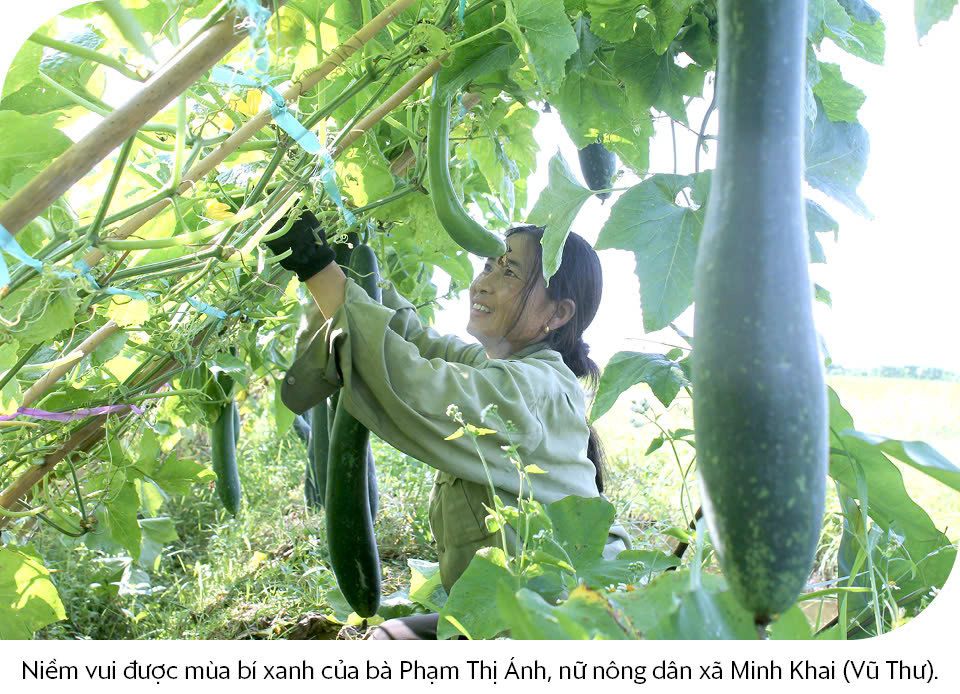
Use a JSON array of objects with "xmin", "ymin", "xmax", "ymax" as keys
[{"xmin": 543, "ymin": 326, "xmax": 550, "ymax": 334}]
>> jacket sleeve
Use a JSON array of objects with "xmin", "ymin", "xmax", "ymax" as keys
[
  {"xmin": 379, "ymin": 282, "xmax": 486, "ymax": 365},
  {"xmin": 297, "ymin": 279, "xmax": 598, "ymax": 503}
]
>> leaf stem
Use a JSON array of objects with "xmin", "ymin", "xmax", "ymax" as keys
[
  {"xmin": 29, "ymin": 31, "xmax": 144, "ymax": 82},
  {"xmin": 0, "ymin": 344, "xmax": 42, "ymax": 395},
  {"xmin": 87, "ymin": 136, "xmax": 136, "ymax": 246}
]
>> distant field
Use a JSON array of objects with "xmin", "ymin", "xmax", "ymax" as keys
[
  {"xmin": 594, "ymin": 375, "xmax": 960, "ymax": 543},
  {"xmin": 827, "ymin": 376, "xmax": 960, "ymax": 541}
]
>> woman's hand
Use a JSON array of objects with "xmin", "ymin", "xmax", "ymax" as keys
[{"xmin": 263, "ymin": 209, "xmax": 336, "ymax": 281}]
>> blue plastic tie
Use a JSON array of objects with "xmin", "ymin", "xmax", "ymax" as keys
[
  {"xmin": 186, "ymin": 296, "xmax": 228, "ymax": 320},
  {"xmin": 234, "ymin": 0, "xmax": 273, "ymax": 75},
  {"xmin": 0, "ymin": 223, "xmax": 43, "ymax": 288},
  {"xmin": 74, "ymin": 259, "xmax": 151, "ymax": 301},
  {"xmin": 459, "ymin": 0, "xmax": 466, "ymax": 24},
  {"xmin": 74, "ymin": 258, "xmax": 100, "ymax": 287},
  {"xmin": 210, "ymin": 66, "xmax": 356, "ymax": 226}
]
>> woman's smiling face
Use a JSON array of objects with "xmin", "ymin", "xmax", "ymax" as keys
[{"xmin": 467, "ymin": 232, "xmax": 566, "ymax": 359}]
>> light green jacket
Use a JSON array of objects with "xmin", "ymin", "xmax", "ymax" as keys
[{"xmin": 283, "ymin": 279, "xmax": 630, "ymax": 591}]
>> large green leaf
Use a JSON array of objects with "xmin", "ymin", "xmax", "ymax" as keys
[
  {"xmin": 585, "ymin": 1, "xmax": 641, "ymax": 43},
  {"xmin": 807, "ymin": 199, "xmax": 839, "ymax": 264},
  {"xmin": 0, "ymin": 283, "xmax": 79, "ymax": 347},
  {"xmin": 1, "ymin": 42, "xmax": 43, "ymax": 99},
  {"xmin": 647, "ymin": 586, "xmax": 758, "ymax": 639},
  {"xmin": 809, "ymin": 0, "xmax": 855, "ymax": 46},
  {"xmin": 805, "ymin": 98, "xmax": 872, "ymax": 218},
  {"xmin": 373, "ymin": 191, "xmax": 475, "ymax": 288},
  {"xmin": 677, "ymin": 10, "xmax": 717, "ymax": 69},
  {"xmin": 438, "ymin": 547, "xmax": 517, "ymax": 639},
  {"xmin": 334, "ymin": 138, "xmax": 395, "ymax": 207},
  {"xmin": 553, "ymin": 66, "xmax": 653, "ymax": 174},
  {"xmin": 613, "ymin": 22, "xmax": 705, "ymax": 125},
  {"xmin": 828, "ymin": 389, "xmax": 957, "ymax": 623},
  {"xmin": 500, "ymin": 584, "xmax": 631, "ymax": 639},
  {"xmin": 567, "ymin": 16, "xmax": 601, "ymax": 74},
  {"xmin": 590, "ymin": 351, "xmax": 688, "ymax": 423},
  {"xmin": 0, "ymin": 546, "xmax": 66, "ymax": 639},
  {"xmin": 137, "ymin": 516, "xmax": 179, "ymax": 572},
  {"xmin": 470, "ymin": 135, "xmax": 519, "ymax": 220},
  {"xmin": 0, "ymin": 27, "xmax": 105, "ymax": 116},
  {"xmin": 511, "ymin": 0, "xmax": 579, "ymax": 94},
  {"xmin": 0, "ymin": 111, "xmax": 73, "ymax": 187},
  {"xmin": 408, "ymin": 558, "xmax": 447, "ymax": 612},
  {"xmin": 86, "ymin": 481, "xmax": 143, "ymax": 560},
  {"xmin": 840, "ymin": 431, "xmax": 960, "ymax": 493},
  {"xmin": 915, "ymin": 0, "xmax": 959, "ymax": 39},
  {"xmin": 594, "ymin": 173, "xmax": 707, "ymax": 332},
  {"xmin": 526, "ymin": 152, "xmax": 593, "ymax": 283},
  {"xmin": 813, "ymin": 62, "xmax": 866, "ymax": 123},
  {"xmin": 436, "ymin": 7, "xmax": 519, "ymax": 97},
  {"xmin": 606, "ymin": 569, "xmax": 691, "ymax": 632},
  {"xmin": 835, "ymin": 0, "xmax": 885, "ymax": 64},
  {"xmin": 769, "ymin": 605, "xmax": 815, "ymax": 639},
  {"xmin": 544, "ymin": 495, "xmax": 614, "ymax": 569},
  {"xmin": 646, "ymin": 0, "xmax": 699, "ymax": 55},
  {"xmin": 608, "ymin": 569, "xmax": 756, "ymax": 639},
  {"xmin": 145, "ymin": 456, "xmax": 214, "ymax": 497}
]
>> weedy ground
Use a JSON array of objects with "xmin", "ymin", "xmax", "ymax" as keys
[{"xmin": 30, "ymin": 376, "xmax": 960, "ymax": 639}]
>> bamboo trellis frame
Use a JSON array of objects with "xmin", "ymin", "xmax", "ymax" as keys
[
  {"xmin": 0, "ymin": 0, "xmax": 448, "ymax": 518},
  {"xmin": 0, "ymin": 0, "xmax": 288, "ymax": 241}
]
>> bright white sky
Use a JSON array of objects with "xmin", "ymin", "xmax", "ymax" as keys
[{"xmin": 2, "ymin": 1, "xmax": 959, "ymax": 371}]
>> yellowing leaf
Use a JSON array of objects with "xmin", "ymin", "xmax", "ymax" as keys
[
  {"xmin": 107, "ymin": 297, "xmax": 149, "ymax": 327},
  {"xmin": 103, "ymin": 355, "xmax": 139, "ymax": 383},
  {"xmin": 523, "ymin": 464, "xmax": 547, "ymax": 474},
  {"xmin": 568, "ymin": 584, "xmax": 607, "ymax": 606},
  {"xmin": 248, "ymin": 551, "xmax": 269, "ymax": 571},
  {"xmin": 468, "ymin": 426, "xmax": 497, "ymax": 436},
  {"xmin": 445, "ymin": 427, "xmax": 465, "ymax": 440}
]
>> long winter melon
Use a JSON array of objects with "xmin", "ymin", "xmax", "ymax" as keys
[{"xmin": 692, "ymin": 0, "xmax": 828, "ymax": 624}]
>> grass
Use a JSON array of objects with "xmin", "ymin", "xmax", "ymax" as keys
[
  {"xmin": 28, "ymin": 375, "xmax": 960, "ymax": 639},
  {"xmin": 33, "ymin": 411, "xmax": 437, "ymax": 640}
]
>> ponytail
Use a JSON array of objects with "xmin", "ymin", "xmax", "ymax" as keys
[{"xmin": 505, "ymin": 226, "xmax": 607, "ymax": 493}]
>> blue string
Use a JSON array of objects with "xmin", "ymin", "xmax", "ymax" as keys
[
  {"xmin": 186, "ymin": 296, "xmax": 228, "ymax": 320},
  {"xmin": 1, "ymin": 223, "xmax": 76, "ymax": 286},
  {"xmin": 234, "ymin": 0, "xmax": 273, "ymax": 75},
  {"xmin": 0, "ymin": 223, "xmax": 42, "ymax": 288},
  {"xmin": 1, "ymin": 225, "xmax": 233, "ymax": 319},
  {"xmin": 459, "ymin": 0, "xmax": 466, "ymax": 24},
  {"xmin": 210, "ymin": 66, "xmax": 356, "ymax": 227}
]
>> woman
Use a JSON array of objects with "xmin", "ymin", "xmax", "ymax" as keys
[{"xmin": 266, "ymin": 215, "xmax": 631, "ymax": 639}]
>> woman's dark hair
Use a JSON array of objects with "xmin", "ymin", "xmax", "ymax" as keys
[{"xmin": 504, "ymin": 225, "xmax": 607, "ymax": 493}]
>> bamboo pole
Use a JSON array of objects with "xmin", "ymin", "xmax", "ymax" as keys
[
  {"xmin": 19, "ymin": 322, "xmax": 121, "ymax": 409},
  {"xmin": 332, "ymin": 59, "xmax": 444, "ymax": 157},
  {"xmin": 0, "ymin": 272, "xmax": 284, "ymax": 520},
  {"xmin": 0, "ymin": 415, "xmax": 113, "ymax": 526},
  {"xmin": 81, "ymin": 0, "xmax": 418, "ymax": 269},
  {"xmin": 0, "ymin": 1, "xmax": 286, "ymax": 240}
]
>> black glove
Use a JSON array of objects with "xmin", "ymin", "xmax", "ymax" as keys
[{"xmin": 263, "ymin": 209, "xmax": 336, "ymax": 281}]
